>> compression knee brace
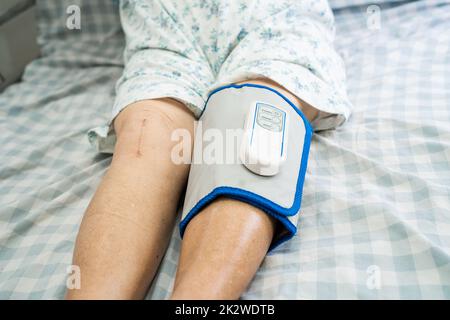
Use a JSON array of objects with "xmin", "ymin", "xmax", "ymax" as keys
[{"xmin": 180, "ymin": 83, "xmax": 313, "ymax": 250}]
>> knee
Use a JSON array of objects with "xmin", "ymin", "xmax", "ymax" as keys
[
  {"xmin": 113, "ymin": 99, "xmax": 195, "ymax": 160},
  {"xmin": 114, "ymin": 99, "xmax": 194, "ymax": 137}
]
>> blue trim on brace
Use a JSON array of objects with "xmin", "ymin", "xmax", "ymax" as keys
[{"xmin": 180, "ymin": 83, "xmax": 313, "ymax": 250}]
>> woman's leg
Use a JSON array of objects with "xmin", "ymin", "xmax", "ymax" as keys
[
  {"xmin": 66, "ymin": 99, "xmax": 195, "ymax": 299},
  {"xmin": 171, "ymin": 198, "xmax": 276, "ymax": 300},
  {"xmin": 171, "ymin": 79, "xmax": 315, "ymax": 300}
]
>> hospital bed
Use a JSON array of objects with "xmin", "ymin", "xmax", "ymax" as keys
[{"xmin": 0, "ymin": 0, "xmax": 449, "ymax": 299}]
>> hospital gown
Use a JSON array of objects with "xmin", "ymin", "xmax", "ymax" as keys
[{"xmin": 89, "ymin": 0, "xmax": 352, "ymax": 152}]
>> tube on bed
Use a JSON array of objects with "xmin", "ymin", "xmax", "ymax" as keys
[{"xmin": 179, "ymin": 84, "xmax": 313, "ymax": 250}]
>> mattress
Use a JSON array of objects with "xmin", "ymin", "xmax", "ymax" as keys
[{"xmin": 0, "ymin": 0, "xmax": 449, "ymax": 299}]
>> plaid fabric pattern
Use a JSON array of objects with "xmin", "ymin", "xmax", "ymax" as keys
[
  {"xmin": 329, "ymin": 0, "xmax": 415, "ymax": 9},
  {"xmin": 36, "ymin": 0, "xmax": 121, "ymax": 42},
  {"xmin": 0, "ymin": 0, "xmax": 449, "ymax": 299},
  {"xmin": 36, "ymin": 0, "xmax": 123, "ymax": 61}
]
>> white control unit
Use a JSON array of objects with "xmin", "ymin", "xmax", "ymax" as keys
[{"xmin": 241, "ymin": 102, "xmax": 288, "ymax": 176}]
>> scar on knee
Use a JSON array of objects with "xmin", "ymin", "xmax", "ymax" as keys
[{"xmin": 136, "ymin": 118, "xmax": 147, "ymax": 157}]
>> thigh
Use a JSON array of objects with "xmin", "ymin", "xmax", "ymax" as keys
[{"xmin": 214, "ymin": 0, "xmax": 351, "ymax": 131}]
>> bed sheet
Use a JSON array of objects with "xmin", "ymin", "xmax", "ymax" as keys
[{"xmin": 0, "ymin": 0, "xmax": 449, "ymax": 299}]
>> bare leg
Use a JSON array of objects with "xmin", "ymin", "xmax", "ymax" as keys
[
  {"xmin": 171, "ymin": 198, "xmax": 276, "ymax": 299},
  {"xmin": 66, "ymin": 99, "xmax": 194, "ymax": 299},
  {"xmin": 171, "ymin": 79, "xmax": 315, "ymax": 300}
]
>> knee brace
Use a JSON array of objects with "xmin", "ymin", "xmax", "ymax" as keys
[{"xmin": 180, "ymin": 83, "xmax": 313, "ymax": 250}]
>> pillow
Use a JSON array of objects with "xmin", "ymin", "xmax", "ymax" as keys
[
  {"xmin": 35, "ymin": 0, "xmax": 124, "ymax": 61},
  {"xmin": 329, "ymin": 0, "xmax": 413, "ymax": 10}
]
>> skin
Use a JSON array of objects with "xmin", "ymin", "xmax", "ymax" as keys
[{"xmin": 66, "ymin": 78, "xmax": 317, "ymax": 300}]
